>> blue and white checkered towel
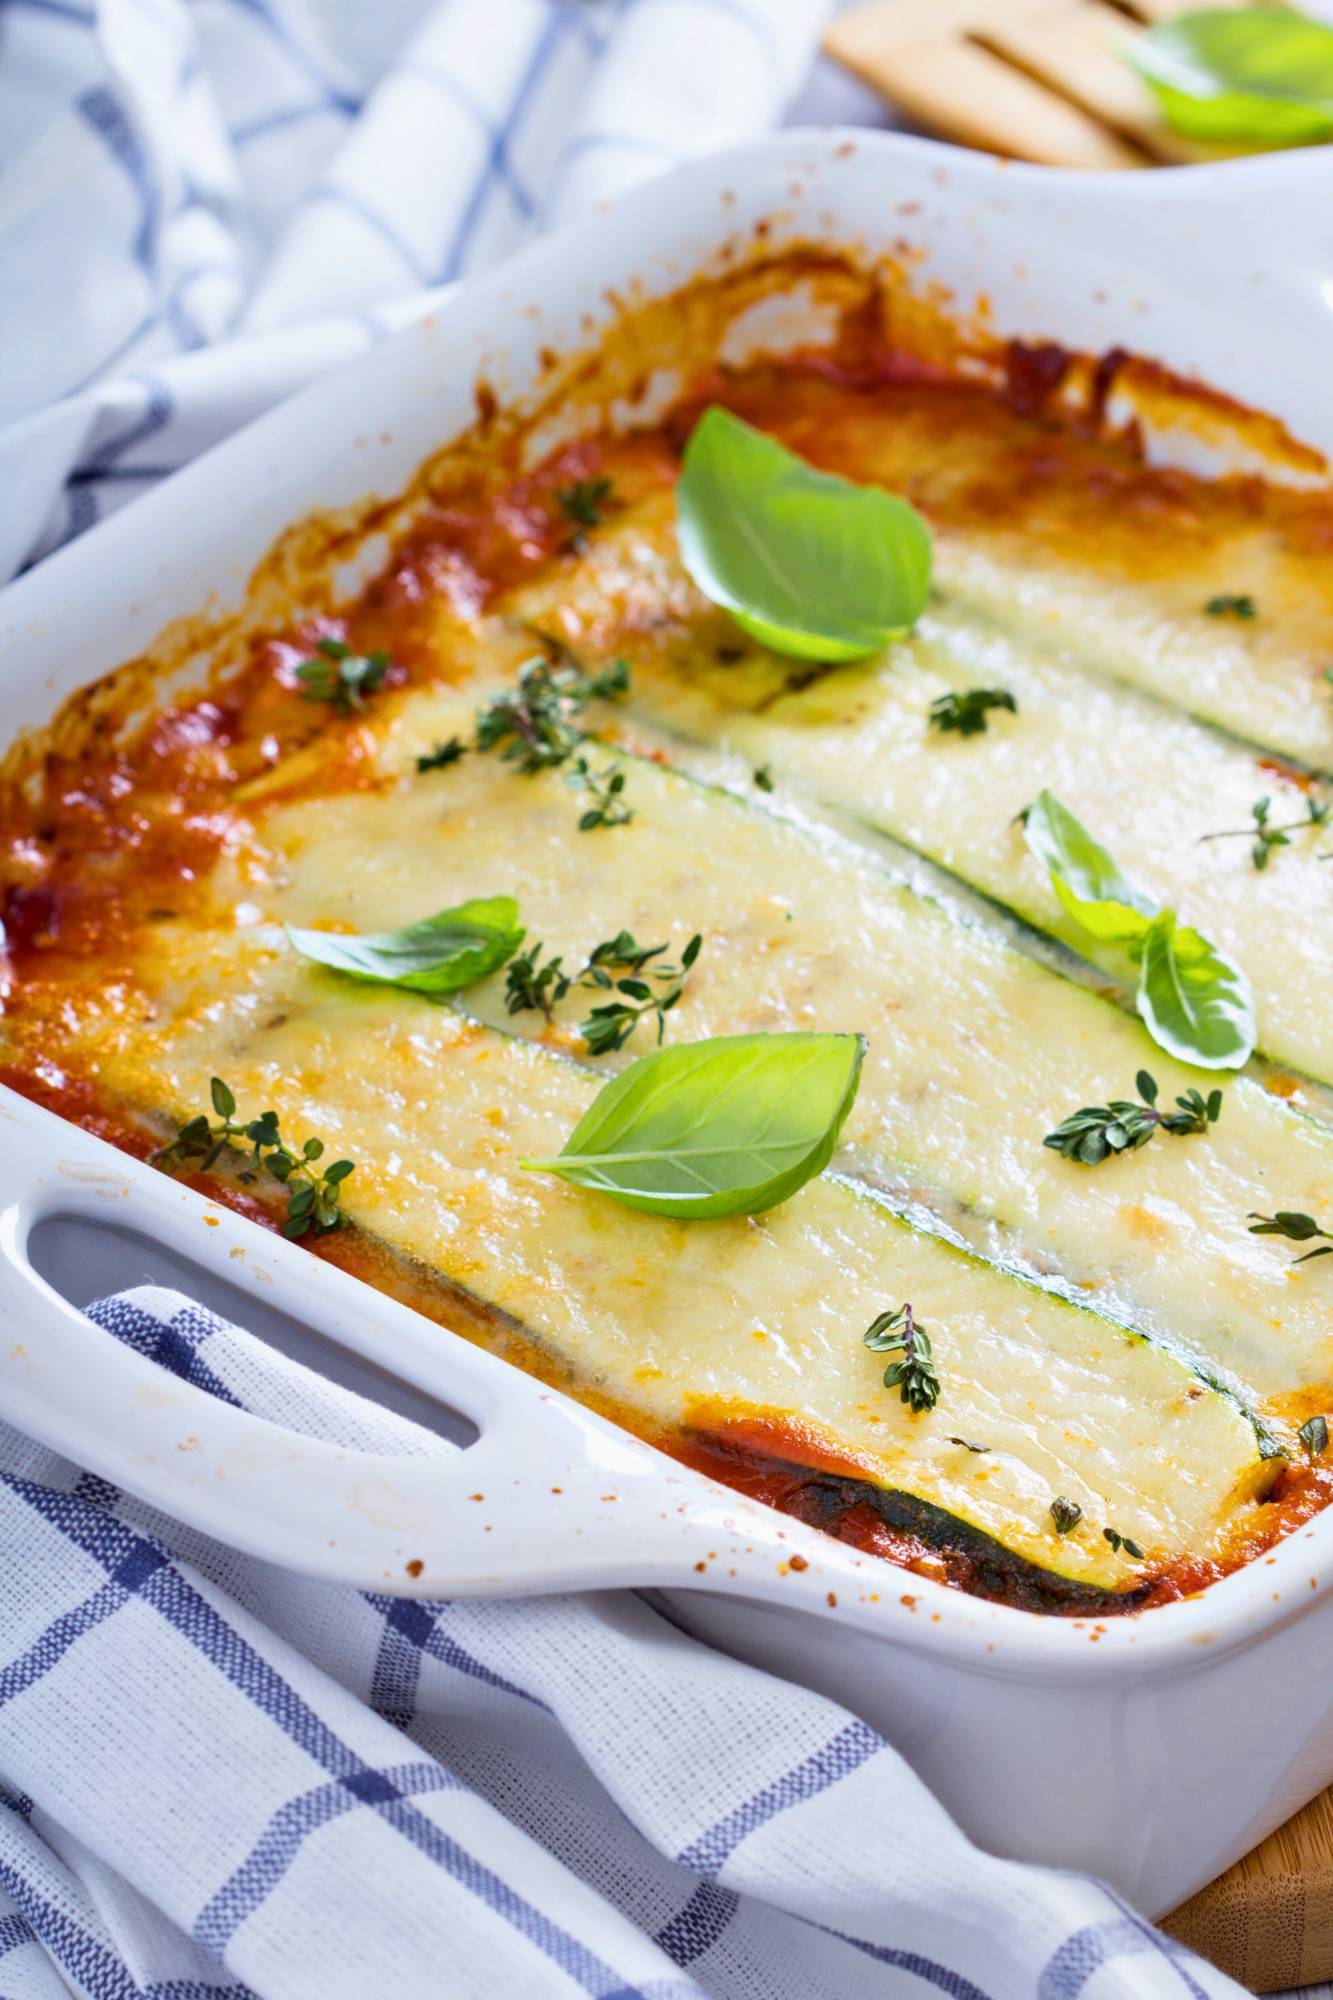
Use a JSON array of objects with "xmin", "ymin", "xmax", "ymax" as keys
[
  {"xmin": 0, "ymin": 0, "xmax": 831, "ymax": 580},
  {"xmin": 0, "ymin": 1285, "xmax": 1251, "ymax": 1999}
]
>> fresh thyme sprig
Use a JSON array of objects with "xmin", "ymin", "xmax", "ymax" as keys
[
  {"xmin": 1199, "ymin": 793, "xmax": 1330, "ymax": 870},
  {"xmin": 579, "ymin": 933, "xmax": 702, "ymax": 1054},
  {"xmin": 753, "ymin": 764, "xmax": 775, "ymax": 793},
  {"xmin": 1103, "ymin": 1526, "xmax": 1145, "ymax": 1560},
  {"xmin": 474, "ymin": 655, "xmax": 630, "ymax": 773},
  {"xmin": 1248, "ymin": 1210, "xmax": 1333, "ymax": 1263},
  {"xmin": 504, "ymin": 930, "xmax": 702, "ymax": 1054},
  {"xmin": 1043, "ymin": 1069, "xmax": 1222, "ymax": 1166},
  {"xmin": 504, "ymin": 943, "xmax": 570, "ymax": 1022},
  {"xmin": 151, "ymin": 1077, "xmax": 354, "ymax": 1239},
  {"xmin": 416, "ymin": 737, "xmax": 467, "ymax": 772},
  {"xmin": 294, "ymin": 637, "xmax": 390, "ymax": 714},
  {"xmin": 1049, "ymin": 1496, "xmax": 1082, "ymax": 1535},
  {"xmin": 863, "ymin": 1303, "xmax": 940, "ymax": 1413},
  {"xmin": 1204, "ymin": 593, "xmax": 1257, "ymax": 619},
  {"xmin": 555, "ymin": 475, "xmax": 614, "ymax": 552},
  {"xmin": 568, "ymin": 754, "xmax": 633, "ymax": 831},
  {"xmin": 927, "ymin": 687, "xmax": 1017, "ymax": 738}
]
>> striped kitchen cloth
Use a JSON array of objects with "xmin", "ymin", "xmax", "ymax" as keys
[
  {"xmin": 0, "ymin": 1283, "xmax": 1250, "ymax": 1999},
  {"xmin": 0, "ymin": 0, "xmax": 830, "ymax": 582}
]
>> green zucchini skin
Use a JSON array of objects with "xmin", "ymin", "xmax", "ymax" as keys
[
  {"xmin": 685, "ymin": 1430, "xmax": 1150, "ymax": 1615},
  {"xmin": 244, "ymin": 683, "xmax": 1333, "ymax": 1414},
  {"xmin": 507, "ymin": 489, "xmax": 1333, "ymax": 1091},
  {"xmin": 73, "ymin": 926, "xmax": 1267, "ymax": 1600}
]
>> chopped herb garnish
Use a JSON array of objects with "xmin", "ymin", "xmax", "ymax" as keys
[
  {"xmin": 927, "ymin": 687, "xmax": 1017, "ymax": 738},
  {"xmin": 474, "ymin": 655, "xmax": 630, "ymax": 773},
  {"xmin": 753, "ymin": 764, "xmax": 775, "ymax": 793},
  {"xmin": 1299, "ymin": 1414, "xmax": 1330, "ymax": 1455},
  {"xmin": 294, "ymin": 637, "xmax": 390, "ymax": 714},
  {"xmin": 416, "ymin": 737, "xmax": 467, "ymax": 772},
  {"xmin": 568, "ymin": 754, "xmax": 633, "ymax": 831},
  {"xmin": 152, "ymin": 1077, "xmax": 354, "ymax": 1239},
  {"xmin": 947, "ymin": 1436, "xmax": 991, "ymax": 1454},
  {"xmin": 1043, "ymin": 1069, "xmax": 1222, "ymax": 1166},
  {"xmin": 556, "ymin": 475, "xmax": 614, "ymax": 550},
  {"xmin": 863, "ymin": 1303, "xmax": 940, "ymax": 1414},
  {"xmin": 1103, "ymin": 1527, "xmax": 1145, "ymax": 1560},
  {"xmin": 1049, "ymin": 1496, "xmax": 1082, "ymax": 1536},
  {"xmin": 506, "ymin": 929, "xmax": 702, "ymax": 1054},
  {"xmin": 1204, "ymin": 593, "xmax": 1257, "ymax": 619},
  {"xmin": 1248, "ymin": 1210, "xmax": 1333, "ymax": 1263},
  {"xmin": 1199, "ymin": 793, "xmax": 1329, "ymax": 870}
]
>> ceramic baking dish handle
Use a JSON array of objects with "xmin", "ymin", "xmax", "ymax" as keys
[{"xmin": 0, "ymin": 1126, "xmax": 794, "ymax": 1599}]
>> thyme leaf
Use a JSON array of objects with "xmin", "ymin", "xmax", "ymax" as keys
[
  {"xmin": 927, "ymin": 686, "xmax": 1017, "ymax": 738},
  {"xmin": 1248, "ymin": 1209, "xmax": 1333, "ymax": 1263},
  {"xmin": 152, "ymin": 1077, "xmax": 354, "ymax": 1239},
  {"xmin": 1300, "ymin": 1414, "xmax": 1330, "ymax": 1455},
  {"xmin": 556, "ymin": 476, "xmax": 614, "ymax": 550},
  {"xmin": 294, "ymin": 637, "xmax": 390, "ymax": 714},
  {"xmin": 416, "ymin": 737, "xmax": 467, "ymax": 772},
  {"xmin": 568, "ymin": 754, "xmax": 633, "ymax": 831},
  {"xmin": 863, "ymin": 1303, "xmax": 940, "ymax": 1414},
  {"xmin": 1049, "ymin": 1496, "xmax": 1082, "ymax": 1536},
  {"xmin": 1102, "ymin": 1526, "xmax": 1145, "ymax": 1560},
  {"xmin": 1204, "ymin": 593, "xmax": 1257, "ymax": 619},
  {"xmin": 1199, "ymin": 792, "xmax": 1329, "ymax": 870},
  {"xmin": 1043, "ymin": 1069, "xmax": 1222, "ymax": 1165}
]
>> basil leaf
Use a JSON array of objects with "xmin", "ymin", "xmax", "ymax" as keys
[
  {"xmin": 1136, "ymin": 912, "xmax": 1255, "ymax": 1072},
  {"xmin": 1127, "ymin": 9, "xmax": 1333, "ymax": 147},
  {"xmin": 676, "ymin": 407, "xmax": 932, "ymax": 662},
  {"xmin": 1025, "ymin": 792, "xmax": 1256, "ymax": 1069},
  {"xmin": 1023, "ymin": 789, "xmax": 1156, "ymax": 944},
  {"xmin": 286, "ymin": 895, "xmax": 524, "ymax": 993},
  {"xmin": 521, "ymin": 1030, "xmax": 866, "ymax": 1218}
]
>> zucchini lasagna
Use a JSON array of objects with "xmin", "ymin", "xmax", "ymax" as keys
[{"xmin": 4, "ymin": 254, "xmax": 1333, "ymax": 1616}]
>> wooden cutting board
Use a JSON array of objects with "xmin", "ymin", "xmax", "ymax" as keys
[
  {"xmin": 1165, "ymin": 1786, "xmax": 1333, "ymax": 1991},
  {"xmin": 823, "ymin": 0, "xmax": 1280, "ymax": 169}
]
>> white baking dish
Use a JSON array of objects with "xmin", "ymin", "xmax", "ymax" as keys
[{"xmin": 3, "ymin": 133, "xmax": 1332, "ymax": 1918}]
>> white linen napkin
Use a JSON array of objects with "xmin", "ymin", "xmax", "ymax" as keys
[
  {"xmin": 0, "ymin": 1283, "xmax": 1250, "ymax": 1999},
  {"xmin": 0, "ymin": 0, "xmax": 829, "ymax": 579}
]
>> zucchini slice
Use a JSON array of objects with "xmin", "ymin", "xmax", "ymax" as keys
[
  {"xmin": 232, "ymin": 685, "xmax": 1333, "ymax": 1412},
  {"xmin": 505, "ymin": 491, "xmax": 1333, "ymax": 1087},
  {"xmin": 934, "ymin": 538, "xmax": 1333, "ymax": 780},
  {"xmin": 688, "ymin": 376, "xmax": 1333, "ymax": 774},
  {"xmin": 85, "ymin": 927, "xmax": 1268, "ymax": 1599}
]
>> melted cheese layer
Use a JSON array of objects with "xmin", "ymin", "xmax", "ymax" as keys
[
  {"xmin": 79, "ymin": 926, "xmax": 1265, "ymax": 1591},
  {"xmin": 240, "ymin": 688, "xmax": 1333, "ymax": 1414},
  {"xmin": 508, "ymin": 490, "xmax": 1333, "ymax": 1085}
]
